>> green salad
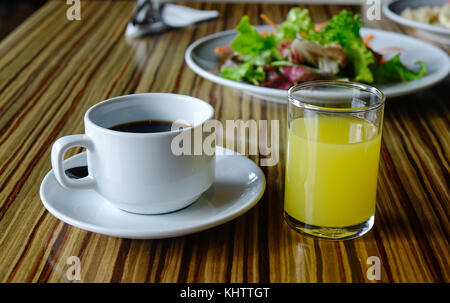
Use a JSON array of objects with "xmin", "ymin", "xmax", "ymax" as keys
[{"xmin": 216, "ymin": 8, "xmax": 426, "ymax": 89}]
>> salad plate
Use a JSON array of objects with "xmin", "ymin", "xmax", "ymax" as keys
[{"xmin": 185, "ymin": 25, "xmax": 449, "ymax": 103}]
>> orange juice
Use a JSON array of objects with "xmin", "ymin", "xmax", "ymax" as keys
[{"xmin": 284, "ymin": 115, "xmax": 381, "ymax": 227}]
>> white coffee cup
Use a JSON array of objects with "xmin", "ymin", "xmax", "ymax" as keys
[{"xmin": 51, "ymin": 93, "xmax": 215, "ymax": 214}]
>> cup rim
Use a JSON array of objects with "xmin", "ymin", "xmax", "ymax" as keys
[
  {"xmin": 287, "ymin": 80, "xmax": 386, "ymax": 113},
  {"xmin": 84, "ymin": 93, "xmax": 215, "ymax": 137}
]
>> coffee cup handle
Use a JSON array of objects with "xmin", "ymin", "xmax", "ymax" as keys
[{"xmin": 51, "ymin": 134, "xmax": 95, "ymax": 189}]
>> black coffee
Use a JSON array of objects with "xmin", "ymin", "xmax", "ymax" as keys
[{"xmin": 109, "ymin": 120, "xmax": 190, "ymax": 133}]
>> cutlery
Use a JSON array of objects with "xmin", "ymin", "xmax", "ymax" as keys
[{"xmin": 125, "ymin": 0, "xmax": 219, "ymax": 38}]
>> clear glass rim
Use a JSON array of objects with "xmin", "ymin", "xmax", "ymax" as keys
[{"xmin": 287, "ymin": 80, "xmax": 386, "ymax": 113}]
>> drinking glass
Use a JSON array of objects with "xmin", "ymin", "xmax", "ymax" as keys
[{"xmin": 284, "ymin": 81, "xmax": 385, "ymax": 240}]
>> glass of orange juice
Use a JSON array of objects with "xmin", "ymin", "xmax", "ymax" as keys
[{"xmin": 284, "ymin": 81, "xmax": 385, "ymax": 240}]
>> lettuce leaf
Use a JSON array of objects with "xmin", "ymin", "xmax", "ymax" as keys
[
  {"xmin": 240, "ymin": 48, "xmax": 283, "ymax": 66},
  {"xmin": 373, "ymin": 54, "xmax": 426, "ymax": 83},
  {"xmin": 345, "ymin": 40, "xmax": 375, "ymax": 83},
  {"xmin": 275, "ymin": 8, "xmax": 315, "ymax": 42},
  {"xmin": 307, "ymin": 10, "xmax": 375, "ymax": 83},
  {"xmin": 223, "ymin": 16, "xmax": 286, "ymax": 84},
  {"xmin": 221, "ymin": 63, "xmax": 266, "ymax": 85},
  {"xmin": 231, "ymin": 16, "xmax": 276, "ymax": 57}
]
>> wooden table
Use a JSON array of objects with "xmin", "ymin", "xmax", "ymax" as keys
[{"xmin": 0, "ymin": 1, "xmax": 448, "ymax": 283}]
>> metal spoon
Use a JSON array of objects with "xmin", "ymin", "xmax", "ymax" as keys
[
  {"xmin": 126, "ymin": 0, "xmax": 167, "ymax": 37},
  {"xmin": 125, "ymin": 0, "xmax": 218, "ymax": 38}
]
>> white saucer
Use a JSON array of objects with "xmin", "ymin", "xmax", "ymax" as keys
[{"xmin": 40, "ymin": 146, "xmax": 265, "ymax": 239}]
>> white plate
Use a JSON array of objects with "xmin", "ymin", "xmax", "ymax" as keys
[
  {"xmin": 185, "ymin": 25, "xmax": 450, "ymax": 103},
  {"xmin": 40, "ymin": 146, "xmax": 266, "ymax": 239},
  {"xmin": 383, "ymin": 0, "xmax": 450, "ymax": 44}
]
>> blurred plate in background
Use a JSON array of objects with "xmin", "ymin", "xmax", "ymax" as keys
[{"xmin": 383, "ymin": 0, "xmax": 450, "ymax": 44}]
